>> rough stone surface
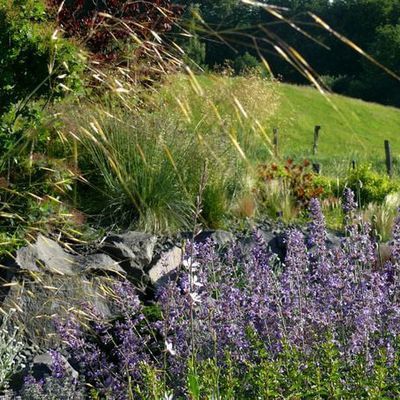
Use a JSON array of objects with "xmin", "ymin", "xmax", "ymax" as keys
[
  {"xmin": 178, "ymin": 230, "xmax": 235, "ymax": 249},
  {"xmin": 101, "ymin": 232, "xmax": 158, "ymax": 291},
  {"xmin": 1, "ymin": 275, "xmax": 117, "ymax": 348},
  {"xmin": 15, "ymin": 245, "xmax": 40, "ymax": 272},
  {"xmin": 9, "ymin": 351, "xmax": 79, "ymax": 392},
  {"xmin": 210, "ymin": 230, "xmax": 235, "ymax": 247},
  {"xmin": 16, "ymin": 235, "xmax": 78, "ymax": 275},
  {"xmin": 80, "ymin": 253, "xmax": 126, "ymax": 276},
  {"xmin": 326, "ymin": 231, "xmax": 343, "ymax": 248},
  {"xmin": 33, "ymin": 351, "xmax": 79, "ymax": 380},
  {"xmin": 103, "ymin": 232, "xmax": 157, "ymax": 270},
  {"xmin": 148, "ymin": 246, "xmax": 183, "ymax": 286}
]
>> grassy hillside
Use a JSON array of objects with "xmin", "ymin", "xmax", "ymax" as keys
[
  {"xmin": 162, "ymin": 74, "xmax": 400, "ymax": 175},
  {"xmin": 276, "ymin": 84, "xmax": 400, "ymax": 170}
]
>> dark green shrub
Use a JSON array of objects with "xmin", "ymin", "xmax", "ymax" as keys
[
  {"xmin": 0, "ymin": 0, "xmax": 85, "ymax": 114},
  {"xmin": 183, "ymin": 35, "xmax": 206, "ymax": 69},
  {"xmin": 233, "ymin": 52, "xmax": 260, "ymax": 75},
  {"xmin": 320, "ymin": 74, "xmax": 347, "ymax": 90},
  {"xmin": 0, "ymin": 105, "xmax": 82, "ymax": 256}
]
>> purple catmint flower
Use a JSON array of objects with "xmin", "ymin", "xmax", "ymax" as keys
[
  {"xmin": 284, "ymin": 229, "xmax": 308, "ymax": 273},
  {"xmin": 113, "ymin": 280, "xmax": 142, "ymax": 316},
  {"xmin": 343, "ymin": 187, "xmax": 357, "ymax": 214},
  {"xmin": 308, "ymin": 198, "xmax": 327, "ymax": 259},
  {"xmin": 281, "ymin": 230, "xmax": 311, "ymax": 347},
  {"xmin": 49, "ymin": 350, "xmax": 65, "ymax": 379},
  {"xmin": 342, "ymin": 220, "xmax": 376, "ymax": 269},
  {"xmin": 251, "ymin": 229, "xmax": 271, "ymax": 270},
  {"xmin": 54, "ymin": 312, "xmax": 125, "ymax": 397},
  {"xmin": 24, "ymin": 375, "xmax": 43, "ymax": 388},
  {"xmin": 47, "ymin": 206, "xmax": 400, "ymax": 394},
  {"xmin": 391, "ymin": 210, "xmax": 400, "ymax": 262}
]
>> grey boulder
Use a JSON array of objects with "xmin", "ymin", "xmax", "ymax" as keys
[
  {"xmin": 32, "ymin": 351, "xmax": 79, "ymax": 380},
  {"xmin": 102, "ymin": 232, "xmax": 157, "ymax": 289},
  {"xmin": 103, "ymin": 232, "xmax": 157, "ymax": 268},
  {"xmin": 148, "ymin": 246, "xmax": 183, "ymax": 286},
  {"xmin": 15, "ymin": 235, "xmax": 79, "ymax": 275},
  {"xmin": 80, "ymin": 253, "xmax": 126, "ymax": 276}
]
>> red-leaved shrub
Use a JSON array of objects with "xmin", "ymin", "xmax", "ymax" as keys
[{"xmin": 48, "ymin": 0, "xmax": 181, "ymax": 61}]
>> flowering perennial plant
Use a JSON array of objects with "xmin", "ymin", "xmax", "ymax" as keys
[{"xmin": 30, "ymin": 189, "xmax": 400, "ymax": 398}]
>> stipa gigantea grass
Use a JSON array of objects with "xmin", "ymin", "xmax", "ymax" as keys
[
  {"xmin": 62, "ymin": 69, "xmax": 281, "ymax": 233},
  {"xmin": 362, "ymin": 192, "xmax": 400, "ymax": 242},
  {"xmin": 67, "ymin": 64, "xmax": 400, "ymax": 234},
  {"xmin": 75, "ymin": 109, "xmax": 196, "ymax": 232}
]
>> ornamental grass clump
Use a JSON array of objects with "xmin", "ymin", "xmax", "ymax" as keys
[{"xmin": 27, "ymin": 189, "xmax": 400, "ymax": 398}]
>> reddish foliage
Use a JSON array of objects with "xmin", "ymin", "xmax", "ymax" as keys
[
  {"xmin": 47, "ymin": 0, "xmax": 182, "ymax": 61},
  {"xmin": 258, "ymin": 159, "xmax": 324, "ymax": 207},
  {"xmin": 0, "ymin": 177, "xmax": 9, "ymax": 189}
]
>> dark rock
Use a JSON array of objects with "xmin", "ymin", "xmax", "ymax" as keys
[
  {"xmin": 103, "ymin": 232, "xmax": 157, "ymax": 268},
  {"xmin": 102, "ymin": 232, "xmax": 157, "ymax": 291},
  {"xmin": 9, "ymin": 351, "xmax": 79, "ymax": 392},
  {"xmin": 268, "ymin": 233, "xmax": 287, "ymax": 261},
  {"xmin": 0, "ymin": 258, "xmax": 18, "ymax": 305},
  {"xmin": 194, "ymin": 230, "xmax": 234, "ymax": 247}
]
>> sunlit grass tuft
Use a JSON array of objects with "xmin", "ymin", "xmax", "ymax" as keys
[{"xmin": 59, "ymin": 72, "xmax": 280, "ymax": 233}]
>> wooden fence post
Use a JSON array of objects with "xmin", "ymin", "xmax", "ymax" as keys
[
  {"xmin": 312, "ymin": 163, "xmax": 321, "ymax": 174},
  {"xmin": 384, "ymin": 140, "xmax": 393, "ymax": 178},
  {"xmin": 273, "ymin": 127, "xmax": 278, "ymax": 157},
  {"xmin": 313, "ymin": 125, "xmax": 321, "ymax": 155}
]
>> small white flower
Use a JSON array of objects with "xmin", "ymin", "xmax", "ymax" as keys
[
  {"xmin": 182, "ymin": 258, "xmax": 200, "ymax": 270},
  {"xmin": 182, "ymin": 258, "xmax": 192, "ymax": 268},
  {"xmin": 163, "ymin": 391, "xmax": 174, "ymax": 400},
  {"xmin": 189, "ymin": 292, "xmax": 202, "ymax": 304},
  {"xmin": 165, "ymin": 341, "xmax": 176, "ymax": 356},
  {"xmin": 192, "ymin": 275, "xmax": 203, "ymax": 288},
  {"xmin": 191, "ymin": 261, "xmax": 200, "ymax": 269}
]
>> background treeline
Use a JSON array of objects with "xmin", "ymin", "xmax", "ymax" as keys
[{"xmin": 177, "ymin": 0, "xmax": 400, "ymax": 107}]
